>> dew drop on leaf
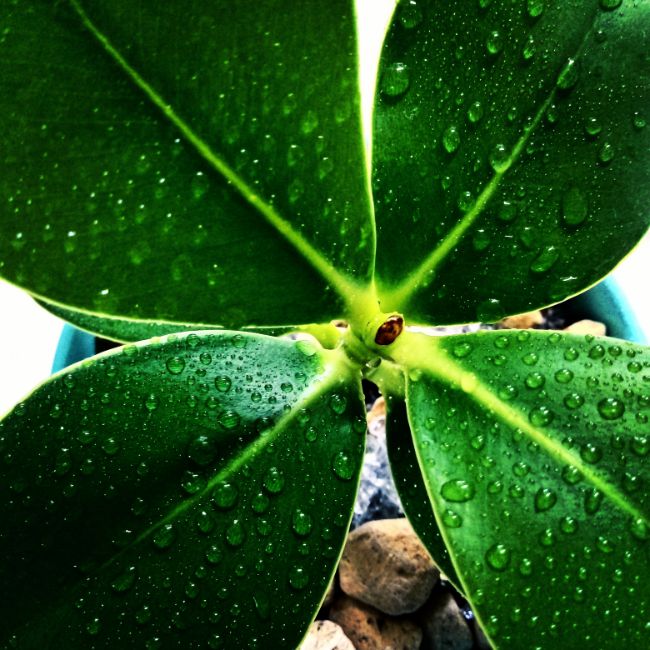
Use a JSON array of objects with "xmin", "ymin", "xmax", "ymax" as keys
[
  {"xmin": 560, "ymin": 516, "xmax": 579, "ymax": 534},
  {"xmin": 554, "ymin": 368, "xmax": 574, "ymax": 383},
  {"xmin": 529, "ymin": 405, "xmax": 554, "ymax": 426},
  {"xmin": 525, "ymin": 372, "xmax": 545, "ymax": 389},
  {"xmin": 527, "ymin": 0, "xmax": 545, "ymax": 17},
  {"xmin": 332, "ymin": 450, "xmax": 354, "ymax": 480},
  {"xmin": 580, "ymin": 442, "xmax": 603, "ymax": 464},
  {"xmin": 562, "ymin": 465, "xmax": 582, "ymax": 485},
  {"xmin": 152, "ymin": 523, "xmax": 175, "ymax": 550},
  {"xmin": 476, "ymin": 298, "xmax": 505, "ymax": 322},
  {"xmin": 530, "ymin": 245, "xmax": 559, "ymax": 273},
  {"xmin": 144, "ymin": 393, "xmax": 158, "ymax": 412},
  {"xmin": 381, "ymin": 62, "xmax": 410, "ymax": 98},
  {"xmin": 599, "ymin": 0, "xmax": 622, "ymax": 10},
  {"xmin": 442, "ymin": 509, "xmax": 463, "ymax": 528},
  {"xmin": 486, "ymin": 30, "xmax": 504, "ymax": 55},
  {"xmin": 225, "ymin": 520, "xmax": 246, "ymax": 547},
  {"xmin": 584, "ymin": 488, "xmax": 603, "ymax": 515},
  {"xmin": 214, "ymin": 375, "xmax": 232, "ymax": 393},
  {"xmin": 217, "ymin": 409, "xmax": 240, "ymax": 430},
  {"xmin": 598, "ymin": 142, "xmax": 615, "ymax": 164},
  {"xmin": 166, "ymin": 356, "xmax": 185, "ymax": 375},
  {"xmin": 111, "ymin": 566, "xmax": 136, "ymax": 593},
  {"xmin": 630, "ymin": 517, "xmax": 649, "ymax": 541},
  {"xmin": 631, "ymin": 435, "xmax": 649, "ymax": 457},
  {"xmin": 452, "ymin": 341, "xmax": 473, "ymax": 358},
  {"xmin": 441, "ymin": 479, "xmax": 475, "ymax": 502},
  {"xmin": 291, "ymin": 508, "xmax": 313, "ymax": 536},
  {"xmin": 188, "ymin": 435, "xmax": 215, "ymax": 466},
  {"xmin": 562, "ymin": 187, "xmax": 588, "ymax": 226},
  {"xmin": 263, "ymin": 466, "xmax": 285, "ymax": 494},
  {"xmin": 485, "ymin": 543, "xmax": 511, "ymax": 571},
  {"xmin": 212, "ymin": 481, "xmax": 238, "ymax": 509},
  {"xmin": 597, "ymin": 397, "xmax": 625, "ymax": 420},
  {"xmin": 467, "ymin": 101, "xmax": 484, "ymax": 123},
  {"xmin": 489, "ymin": 143, "xmax": 508, "ymax": 172},
  {"xmin": 399, "ymin": 0, "xmax": 423, "ymax": 29},
  {"xmin": 329, "ymin": 394, "xmax": 347, "ymax": 415},
  {"xmin": 584, "ymin": 116, "xmax": 602, "ymax": 136},
  {"xmin": 534, "ymin": 487, "xmax": 558, "ymax": 512},
  {"xmin": 522, "ymin": 35, "xmax": 537, "ymax": 60},
  {"xmin": 557, "ymin": 59, "xmax": 579, "ymax": 89},
  {"xmin": 288, "ymin": 565, "xmax": 309, "ymax": 590},
  {"xmin": 442, "ymin": 125, "xmax": 461, "ymax": 153}
]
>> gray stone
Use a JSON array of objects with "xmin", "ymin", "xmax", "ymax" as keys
[{"xmin": 420, "ymin": 591, "xmax": 474, "ymax": 650}]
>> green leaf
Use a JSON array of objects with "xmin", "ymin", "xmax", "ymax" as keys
[
  {"xmin": 384, "ymin": 393, "xmax": 462, "ymax": 588},
  {"xmin": 373, "ymin": 0, "xmax": 650, "ymax": 324},
  {"xmin": 0, "ymin": 331, "xmax": 366, "ymax": 648},
  {"xmin": 392, "ymin": 328, "xmax": 648, "ymax": 649},
  {"xmin": 0, "ymin": 0, "xmax": 375, "ymax": 328}
]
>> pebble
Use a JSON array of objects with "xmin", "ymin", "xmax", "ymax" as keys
[
  {"xmin": 419, "ymin": 591, "xmax": 475, "ymax": 650},
  {"xmin": 564, "ymin": 319, "xmax": 607, "ymax": 337},
  {"xmin": 500, "ymin": 310, "xmax": 544, "ymax": 329},
  {"xmin": 329, "ymin": 595, "xmax": 422, "ymax": 650},
  {"xmin": 300, "ymin": 620, "xmax": 356, "ymax": 650},
  {"xmin": 339, "ymin": 518, "xmax": 439, "ymax": 615}
]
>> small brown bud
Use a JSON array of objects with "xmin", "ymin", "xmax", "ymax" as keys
[{"xmin": 374, "ymin": 315, "xmax": 404, "ymax": 345}]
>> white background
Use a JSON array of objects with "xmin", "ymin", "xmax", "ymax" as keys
[{"xmin": 0, "ymin": 0, "xmax": 648, "ymax": 415}]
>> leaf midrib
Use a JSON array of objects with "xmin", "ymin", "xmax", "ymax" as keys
[
  {"xmin": 68, "ymin": 0, "xmax": 364, "ymax": 311},
  {"xmin": 396, "ymin": 331, "xmax": 647, "ymax": 523},
  {"xmin": 381, "ymin": 8, "xmax": 600, "ymax": 311}
]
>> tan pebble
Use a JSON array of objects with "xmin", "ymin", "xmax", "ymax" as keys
[
  {"xmin": 299, "ymin": 620, "xmax": 356, "ymax": 650},
  {"xmin": 367, "ymin": 396, "xmax": 385, "ymax": 423},
  {"xmin": 330, "ymin": 595, "xmax": 422, "ymax": 650},
  {"xmin": 339, "ymin": 518, "xmax": 439, "ymax": 615},
  {"xmin": 500, "ymin": 310, "xmax": 544, "ymax": 329},
  {"xmin": 564, "ymin": 319, "xmax": 606, "ymax": 337}
]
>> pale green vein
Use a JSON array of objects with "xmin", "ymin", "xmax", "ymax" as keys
[
  {"xmin": 383, "ymin": 89, "xmax": 556, "ymax": 310},
  {"xmin": 68, "ymin": 0, "xmax": 364, "ymax": 312},
  {"xmin": 384, "ymin": 13, "xmax": 600, "ymax": 312},
  {"xmin": 100, "ymin": 347, "xmax": 352, "ymax": 571},
  {"xmin": 393, "ymin": 331, "xmax": 647, "ymax": 523}
]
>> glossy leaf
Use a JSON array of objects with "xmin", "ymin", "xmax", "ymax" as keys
[
  {"xmin": 0, "ymin": 0, "xmax": 374, "ymax": 328},
  {"xmin": 384, "ymin": 392, "xmax": 462, "ymax": 587},
  {"xmin": 0, "ymin": 331, "xmax": 366, "ymax": 648},
  {"xmin": 392, "ymin": 329, "xmax": 649, "ymax": 649},
  {"xmin": 373, "ymin": 0, "xmax": 650, "ymax": 324}
]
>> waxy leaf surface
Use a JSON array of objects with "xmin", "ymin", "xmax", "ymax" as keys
[
  {"xmin": 0, "ymin": 0, "xmax": 373, "ymax": 327},
  {"xmin": 396, "ymin": 329, "xmax": 649, "ymax": 649},
  {"xmin": 0, "ymin": 331, "xmax": 366, "ymax": 648},
  {"xmin": 373, "ymin": 0, "xmax": 650, "ymax": 324}
]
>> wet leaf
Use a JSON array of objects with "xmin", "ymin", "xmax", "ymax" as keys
[
  {"xmin": 0, "ymin": 331, "xmax": 365, "ymax": 648},
  {"xmin": 374, "ymin": 0, "xmax": 650, "ymax": 323},
  {"xmin": 0, "ymin": 0, "xmax": 374, "ymax": 328},
  {"xmin": 393, "ymin": 329, "xmax": 649, "ymax": 649}
]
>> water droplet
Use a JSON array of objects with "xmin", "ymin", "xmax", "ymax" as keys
[
  {"xmin": 188, "ymin": 435, "xmax": 215, "ymax": 466},
  {"xmin": 153, "ymin": 523, "xmax": 175, "ymax": 549},
  {"xmin": 557, "ymin": 59, "xmax": 579, "ymax": 89},
  {"xmin": 381, "ymin": 62, "xmax": 410, "ymax": 98},
  {"xmin": 225, "ymin": 520, "xmax": 246, "ymax": 547},
  {"xmin": 399, "ymin": 0, "xmax": 423, "ymax": 28},
  {"xmin": 292, "ymin": 508, "xmax": 313, "ymax": 536},
  {"xmin": 584, "ymin": 116, "xmax": 602, "ymax": 136},
  {"xmin": 527, "ymin": 0, "xmax": 545, "ymax": 17},
  {"xmin": 485, "ymin": 543, "xmax": 511, "ymax": 571},
  {"xmin": 214, "ymin": 375, "xmax": 232, "ymax": 393},
  {"xmin": 525, "ymin": 372, "xmax": 545, "ymax": 389},
  {"xmin": 631, "ymin": 435, "xmax": 649, "ymax": 457},
  {"xmin": 486, "ymin": 30, "xmax": 504, "ymax": 55},
  {"xmin": 584, "ymin": 488, "xmax": 603, "ymax": 515},
  {"xmin": 288, "ymin": 565, "xmax": 309, "ymax": 590},
  {"xmin": 144, "ymin": 393, "xmax": 158, "ymax": 412},
  {"xmin": 534, "ymin": 487, "xmax": 558, "ymax": 512},
  {"xmin": 596, "ymin": 535, "xmax": 615, "ymax": 554},
  {"xmin": 443, "ymin": 125, "xmax": 461, "ymax": 153},
  {"xmin": 217, "ymin": 409, "xmax": 240, "ymax": 430},
  {"xmin": 166, "ymin": 356, "xmax": 185, "ymax": 375},
  {"xmin": 441, "ymin": 479, "xmax": 475, "ymax": 502},
  {"xmin": 562, "ymin": 187, "xmax": 588, "ymax": 226},
  {"xmin": 598, "ymin": 142, "xmax": 615, "ymax": 164},
  {"xmin": 522, "ymin": 35, "xmax": 537, "ymax": 60},
  {"xmin": 329, "ymin": 394, "xmax": 347, "ymax": 415},
  {"xmin": 206, "ymin": 544, "xmax": 223, "ymax": 564},
  {"xmin": 453, "ymin": 341, "xmax": 473, "ymax": 358},
  {"xmin": 442, "ymin": 509, "xmax": 463, "ymax": 528},
  {"xmin": 468, "ymin": 101, "xmax": 484, "ymax": 123},
  {"xmin": 522, "ymin": 352, "xmax": 539, "ymax": 366},
  {"xmin": 458, "ymin": 190, "xmax": 475, "ymax": 212},
  {"xmin": 560, "ymin": 515, "xmax": 578, "ymax": 534},
  {"xmin": 632, "ymin": 111, "xmax": 647, "ymax": 130},
  {"xmin": 213, "ymin": 482, "xmax": 238, "ymax": 509},
  {"xmin": 477, "ymin": 298, "xmax": 505, "ymax": 323},
  {"xmin": 563, "ymin": 391, "xmax": 584, "ymax": 410},
  {"xmin": 580, "ymin": 442, "xmax": 603, "ymax": 464},
  {"xmin": 529, "ymin": 405, "xmax": 553, "ymax": 426},
  {"xmin": 530, "ymin": 245, "xmax": 559, "ymax": 273},
  {"xmin": 600, "ymin": 0, "xmax": 622, "ymax": 10},
  {"xmin": 489, "ymin": 143, "xmax": 508, "ymax": 172},
  {"xmin": 300, "ymin": 110, "xmax": 318, "ymax": 135},
  {"xmin": 555, "ymin": 368, "xmax": 575, "ymax": 384},
  {"xmin": 513, "ymin": 461, "xmax": 531, "ymax": 478},
  {"xmin": 598, "ymin": 397, "xmax": 624, "ymax": 420},
  {"xmin": 332, "ymin": 450, "xmax": 355, "ymax": 480},
  {"xmin": 498, "ymin": 384, "xmax": 518, "ymax": 401},
  {"xmin": 630, "ymin": 517, "xmax": 649, "ymax": 541},
  {"xmin": 86, "ymin": 618, "xmax": 101, "ymax": 636},
  {"xmin": 518, "ymin": 557, "xmax": 533, "ymax": 576},
  {"xmin": 263, "ymin": 467, "xmax": 285, "ymax": 494},
  {"xmin": 111, "ymin": 566, "xmax": 136, "ymax": 593},
  {"xmin": 472, "ymin": 228, "xmax": 491, "ymax": 251},
  {"xmin": 562, "ymin": 465, "xmax": 582, "ymax": 485}
]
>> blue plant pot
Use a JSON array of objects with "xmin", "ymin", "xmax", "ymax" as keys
[{"xmin": 52, "ymin": 278, "xmax": 646, "ymax": 373}]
